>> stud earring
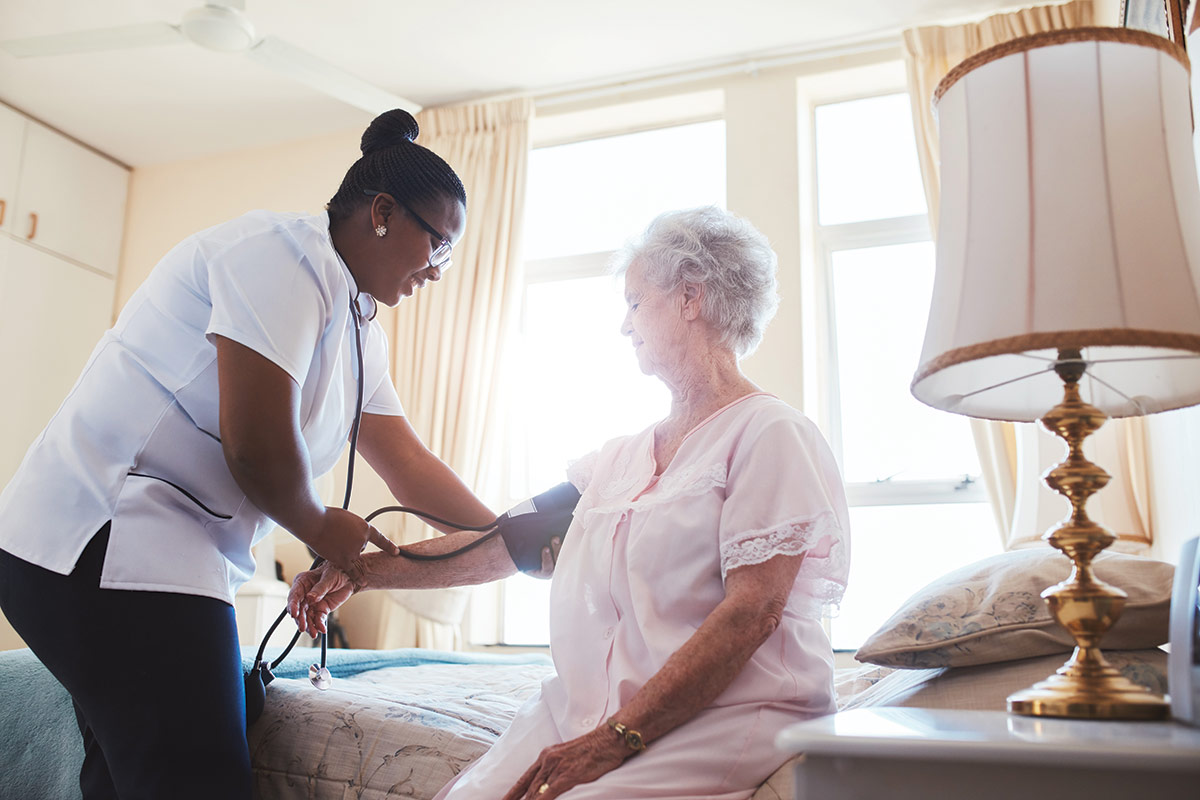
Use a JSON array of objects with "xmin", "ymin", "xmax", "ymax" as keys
[{"xmin": 375, "ymin": 225, "xmax": 387, "ymax": 237}]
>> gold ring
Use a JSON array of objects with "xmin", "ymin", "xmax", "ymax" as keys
[{"xmin": 538, "ymin": 783, "xmax": 550, "ymax": 795}]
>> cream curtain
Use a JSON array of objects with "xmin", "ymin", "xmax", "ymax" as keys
[
  {"xmin": 901, "ymin": 0, "xmax": 1152, "ymax": 553},
  {"xmin": 351, "ymin": 98, "xmax": 534, "ymax": 647}
]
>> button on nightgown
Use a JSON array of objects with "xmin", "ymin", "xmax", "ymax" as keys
[{"xmin": 438, "ymin": 393, "xmax": 850, "ymax": 800}]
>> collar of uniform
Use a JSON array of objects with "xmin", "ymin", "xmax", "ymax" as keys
[{"xmin": 320, "ymin": 210, "xmax": 377, "ymax": 322}]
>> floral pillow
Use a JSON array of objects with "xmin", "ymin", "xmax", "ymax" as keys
[{"xmin": 855, "ymin": 549, "xmax": 1173, "ymax": 669}]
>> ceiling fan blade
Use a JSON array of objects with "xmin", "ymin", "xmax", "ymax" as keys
[
  {"xmin": 247, "ymin": 36, "xmax": 422, "ymax": 115},
  {"xmin": 0, "ymin": 21, "xmax": 182, "ymax": 58}
]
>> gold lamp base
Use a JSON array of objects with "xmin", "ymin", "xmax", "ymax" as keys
[
  {"xmin": 1006, "ymin": 349, "xmax": 1169, "ymax": 721},
  {"xmin": 1008, "ymin": 653, "xmax": 1169, "ymax": 719}
]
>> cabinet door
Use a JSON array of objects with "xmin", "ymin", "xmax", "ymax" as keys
[
  {"xmin": 0, "ymin": 106, "xmax": 25, "ymax": 238},
  {"xmin": 13, "ymin": 122, "xmax": 129, "ymax": 276},
  {"xmin": 0, "ymin": 239, "xmax": 115, "ymax": 486}
]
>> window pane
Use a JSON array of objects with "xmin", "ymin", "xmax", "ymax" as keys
[
  {"xmin": 831, "ymin": 242, "xmax": 980, "ymax": 483},
  {"xmin": 500, "ymin": 274, "xmax": 670, "ymax": 645},
  {"xmin": 524, "ymin": 121, "xmax": 726, "ymax": 260},
  {"xmin": 503, "ymin": 573, "xmax": 552, "ymax": 645},
  {"xmin": 815, "ymin": 94, "xmax": 926, "ymax": 225},
  {"xmin": 507, "ymin": 274, "xmax": 671, "ymax": 492},
  {"xmin": 831, "ymin": 502, "xmax": 999, "ymax": 650}
]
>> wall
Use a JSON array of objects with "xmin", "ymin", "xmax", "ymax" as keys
[
  {"xmin": 1147, "ymin": 406, "xmax": 1200, "ymax": 564},
  {"xmin": 115, "ymin": 127, "xmax": 361, "ymax": 310}
]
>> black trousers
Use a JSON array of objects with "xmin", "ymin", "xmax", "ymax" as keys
[{"xmin": 0, "ymin": 524, "xmax": 252, "ymax": 799}]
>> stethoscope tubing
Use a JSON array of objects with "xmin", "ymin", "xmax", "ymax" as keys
[{"xmin": 251, "ymin": 291, "xmax": 504, "ymax": 679}]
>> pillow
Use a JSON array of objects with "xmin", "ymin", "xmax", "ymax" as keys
[{"xmin": 855, "ymin": 549, "xmax": 1173, "ymax": 669}]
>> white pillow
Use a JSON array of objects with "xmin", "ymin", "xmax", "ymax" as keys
[{"xmin": 855, "ymin": 549, "xmax": 1172, "ymax": 669}]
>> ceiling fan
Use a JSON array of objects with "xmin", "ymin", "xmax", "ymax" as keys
[{"xmin": 0, "ymin": 0, "xmax": 421, "ymax": 115}]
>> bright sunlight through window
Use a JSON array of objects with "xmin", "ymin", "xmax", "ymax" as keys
[{"xmin": 501, "ymin": 119, "xmax": 726, "ymax": 645}]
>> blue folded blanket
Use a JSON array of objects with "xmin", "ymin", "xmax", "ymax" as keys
[{"xmin": 0, "ymin": 645, "xmax": 549, "ymax": 799}]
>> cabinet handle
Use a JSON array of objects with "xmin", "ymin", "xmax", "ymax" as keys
[
  {"xmin": 27, "ymin": 212, "xmax": 37, "ymax": 240},
  {"xmin": 0, "ymin": 199, "xmax": 5, "ymax": 226}
]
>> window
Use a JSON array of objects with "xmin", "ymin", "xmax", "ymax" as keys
[
  {"xmin": 807, "ymin": 92, "xmax": 999, "ymax": 650},
  {"xmin": 494, "ymin": 118, "xmax": 727, "ymax": 645}
]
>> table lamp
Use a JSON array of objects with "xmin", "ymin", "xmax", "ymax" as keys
[{"xmin": 913, "ymin": 27, "xmax": 1200, "ymax": 720}]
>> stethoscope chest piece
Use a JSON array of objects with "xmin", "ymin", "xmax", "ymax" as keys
[{"xmin": 308, "ymin": 663, "xmax": 332, "ymax": 690}]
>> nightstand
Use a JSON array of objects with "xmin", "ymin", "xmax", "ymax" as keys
[{"xmin": 776, "ymin": 708, "xmax": 1200, "ymax": 800}]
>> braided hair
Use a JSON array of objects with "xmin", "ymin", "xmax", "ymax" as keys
[{"xmin": 327, "ymin": 109, "xmax": 466, "ymax": 222}]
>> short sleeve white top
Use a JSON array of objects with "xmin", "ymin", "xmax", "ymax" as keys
[{"xmin": 0, "ymin": 210, "xmax": 402, "ymax": 604}]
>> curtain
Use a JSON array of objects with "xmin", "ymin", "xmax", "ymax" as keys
[
  {"xmin": 344, "ymin": 98, "xmax": 534, "ymax": 647},
  {"xmin": 901, "ymin": 1, "xmax": 1153, "ymax": 553}
]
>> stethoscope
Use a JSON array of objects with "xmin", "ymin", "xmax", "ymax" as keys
[{"xmin": 244, "ymin": 288, "xmax": 512, "ymax": 723}]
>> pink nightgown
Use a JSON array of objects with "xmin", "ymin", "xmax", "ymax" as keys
[{"xmin": 437, "ymin": 393, "xmax": 850, "ymax": 800}]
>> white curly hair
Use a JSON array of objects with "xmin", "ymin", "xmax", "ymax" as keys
[{"xmin": 614, "ymin": 206, "xmax": 780, "ymax": 358}]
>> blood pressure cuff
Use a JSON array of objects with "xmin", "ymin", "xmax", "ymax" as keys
[{"xmin": 497, "ymin": 482, "xmax": 581, "ymax": 572}]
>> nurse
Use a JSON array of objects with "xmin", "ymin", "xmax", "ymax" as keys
[{"xmin": 0, "ymin": 108, "xmax": 496, "ymax": 799}]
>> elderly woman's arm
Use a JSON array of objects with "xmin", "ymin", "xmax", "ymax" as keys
[
  {"xmin": 288, "ymin": 525, "xmax": 561, "ymax": 635},
  {"xmin": 502, "ymin": 551, "xmax": 806, "ymax": 800}
]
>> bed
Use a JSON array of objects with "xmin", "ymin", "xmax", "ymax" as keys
[{"xmin": 1, "ymin": 548, "xmax": 1173, "ymax": 800}]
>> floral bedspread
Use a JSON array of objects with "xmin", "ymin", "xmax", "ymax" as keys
[{"xmin": 249, "ymin": 662, "xmax": 552, "ymax": 800}]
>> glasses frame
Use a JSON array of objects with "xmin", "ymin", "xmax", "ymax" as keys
[{"xmin": 363, "ymin": 190, "xmax": 453, "ymax": 269}]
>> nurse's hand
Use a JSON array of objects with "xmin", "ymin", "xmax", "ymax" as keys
[
  {"xmin": 307, "ymin": 507, "xmax": 399, "ymax": 573},
  {"xmin": 501, "ymin": 727, "xmax": 628, "ymax": 800},
  {"xmin": 288, "ymin": 562, "xmax": 356, "ymax": 636},
  {"xmin": 524, "ymin": 536, "xmax": 562, "ymax": 580}
]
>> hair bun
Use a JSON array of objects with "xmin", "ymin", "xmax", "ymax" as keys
[{"xmin": 361, "ymin": 109, "xmax": 420, "ymax": 155}]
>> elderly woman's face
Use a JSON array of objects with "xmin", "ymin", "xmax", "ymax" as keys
[{"xmin": 621, "ymin": 259, "xmax": 686, "ymax": 377}]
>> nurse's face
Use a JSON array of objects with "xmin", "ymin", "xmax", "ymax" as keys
[{"xmin": 370, "ymin": 194, "xmax": 466, "ymax": 307}]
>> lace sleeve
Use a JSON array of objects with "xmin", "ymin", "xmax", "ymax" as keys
[{"xmin": 720, "ymin": 509, "xmax": 848, "ymax": 608}]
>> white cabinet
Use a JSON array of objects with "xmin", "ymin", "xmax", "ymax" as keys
[
  {"xmin": 0, "ymin": 105, "xmax": 24, "ymax": 238},
  {"xmin": 0, "ymin": 103, "xmax": 129, "ymax": 275},
  {"xmin": 0, "ymin": 237, "xmax": 116, "ymax": 485},
  {"xmin": 14, "ymin": 121, "xmax": 128, "ymax": 276},
  {"xmin": 0, "ymin": 105, "xmax": 128, "ymax": 494}
]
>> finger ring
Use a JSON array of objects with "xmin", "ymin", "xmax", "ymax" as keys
[{"xmin": 538, "ymin": 783, "xmax": 550, "ymax": 795}]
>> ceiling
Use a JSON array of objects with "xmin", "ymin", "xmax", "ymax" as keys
[{"xmin": 0, "ymin": 1, "xmax": 1038, "ymax": 167}]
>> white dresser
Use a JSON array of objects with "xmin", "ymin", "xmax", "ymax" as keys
[{"xmin": 777, "ymin": 707, "xmax": 1200, "ymax": 800}]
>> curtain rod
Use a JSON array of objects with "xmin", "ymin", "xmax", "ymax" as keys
[{"xmin": 439, "ymin": 32, "xmax": 903, "ymax": 112}]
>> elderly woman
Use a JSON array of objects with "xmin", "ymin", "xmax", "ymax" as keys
[{"xmin": 290, "ymin": 206, "xmax": 850, "ymax": 800}]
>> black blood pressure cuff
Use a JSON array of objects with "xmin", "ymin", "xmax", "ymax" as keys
[{"xmin": 497, "ymin": 482, "xmax": 581, "ymax": 572}]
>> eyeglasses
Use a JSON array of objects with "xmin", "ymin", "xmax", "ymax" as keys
[{"xmin": 363, "ymin": 190, "xmax": 453, "ymax": 269}]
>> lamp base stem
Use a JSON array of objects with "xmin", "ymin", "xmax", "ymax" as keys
[{"xmin": 1006, "ymin": 349, "xmax": 1168, "ymax": 721}]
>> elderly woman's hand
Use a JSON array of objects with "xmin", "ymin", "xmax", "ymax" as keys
[
  {"xmin": 500, "ymin": 727, "xmax": 628, "ymax": 800},
  {"xmin": 287, "ymin": 561, "xmax": 359, "ymax": 635}
]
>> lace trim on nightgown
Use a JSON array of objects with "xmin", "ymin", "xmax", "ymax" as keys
[
  {"xmin": 721, "ymin": 509, "xmax": 848, "ymax": 611},
  {"xmin": 596, "ymin": 443, "xmax": 642, "ymax": 501},
  {"xmin": 587, "ymin": 461, "xmax": 728, "ymax": 519}
]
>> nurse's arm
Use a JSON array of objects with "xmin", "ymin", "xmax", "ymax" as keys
[
  {"xmin": 355, "ymin": 411, "xmax": 498, "ymax": 534},
  {"xmin": 499, "ymin": 552, "xmax": 806, "ymax": 800},
  {"xmin": 214, "ymin": 336, "xmax": 397, "ymax": 571},
  {"xmin": 356, "ymin": 411, "xmax": 563, "ymax": 573}
]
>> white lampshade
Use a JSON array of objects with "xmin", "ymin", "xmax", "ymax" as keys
[{"xmin": 912, "ymin": 28, "xmax": 1200, "ymax": 422}]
